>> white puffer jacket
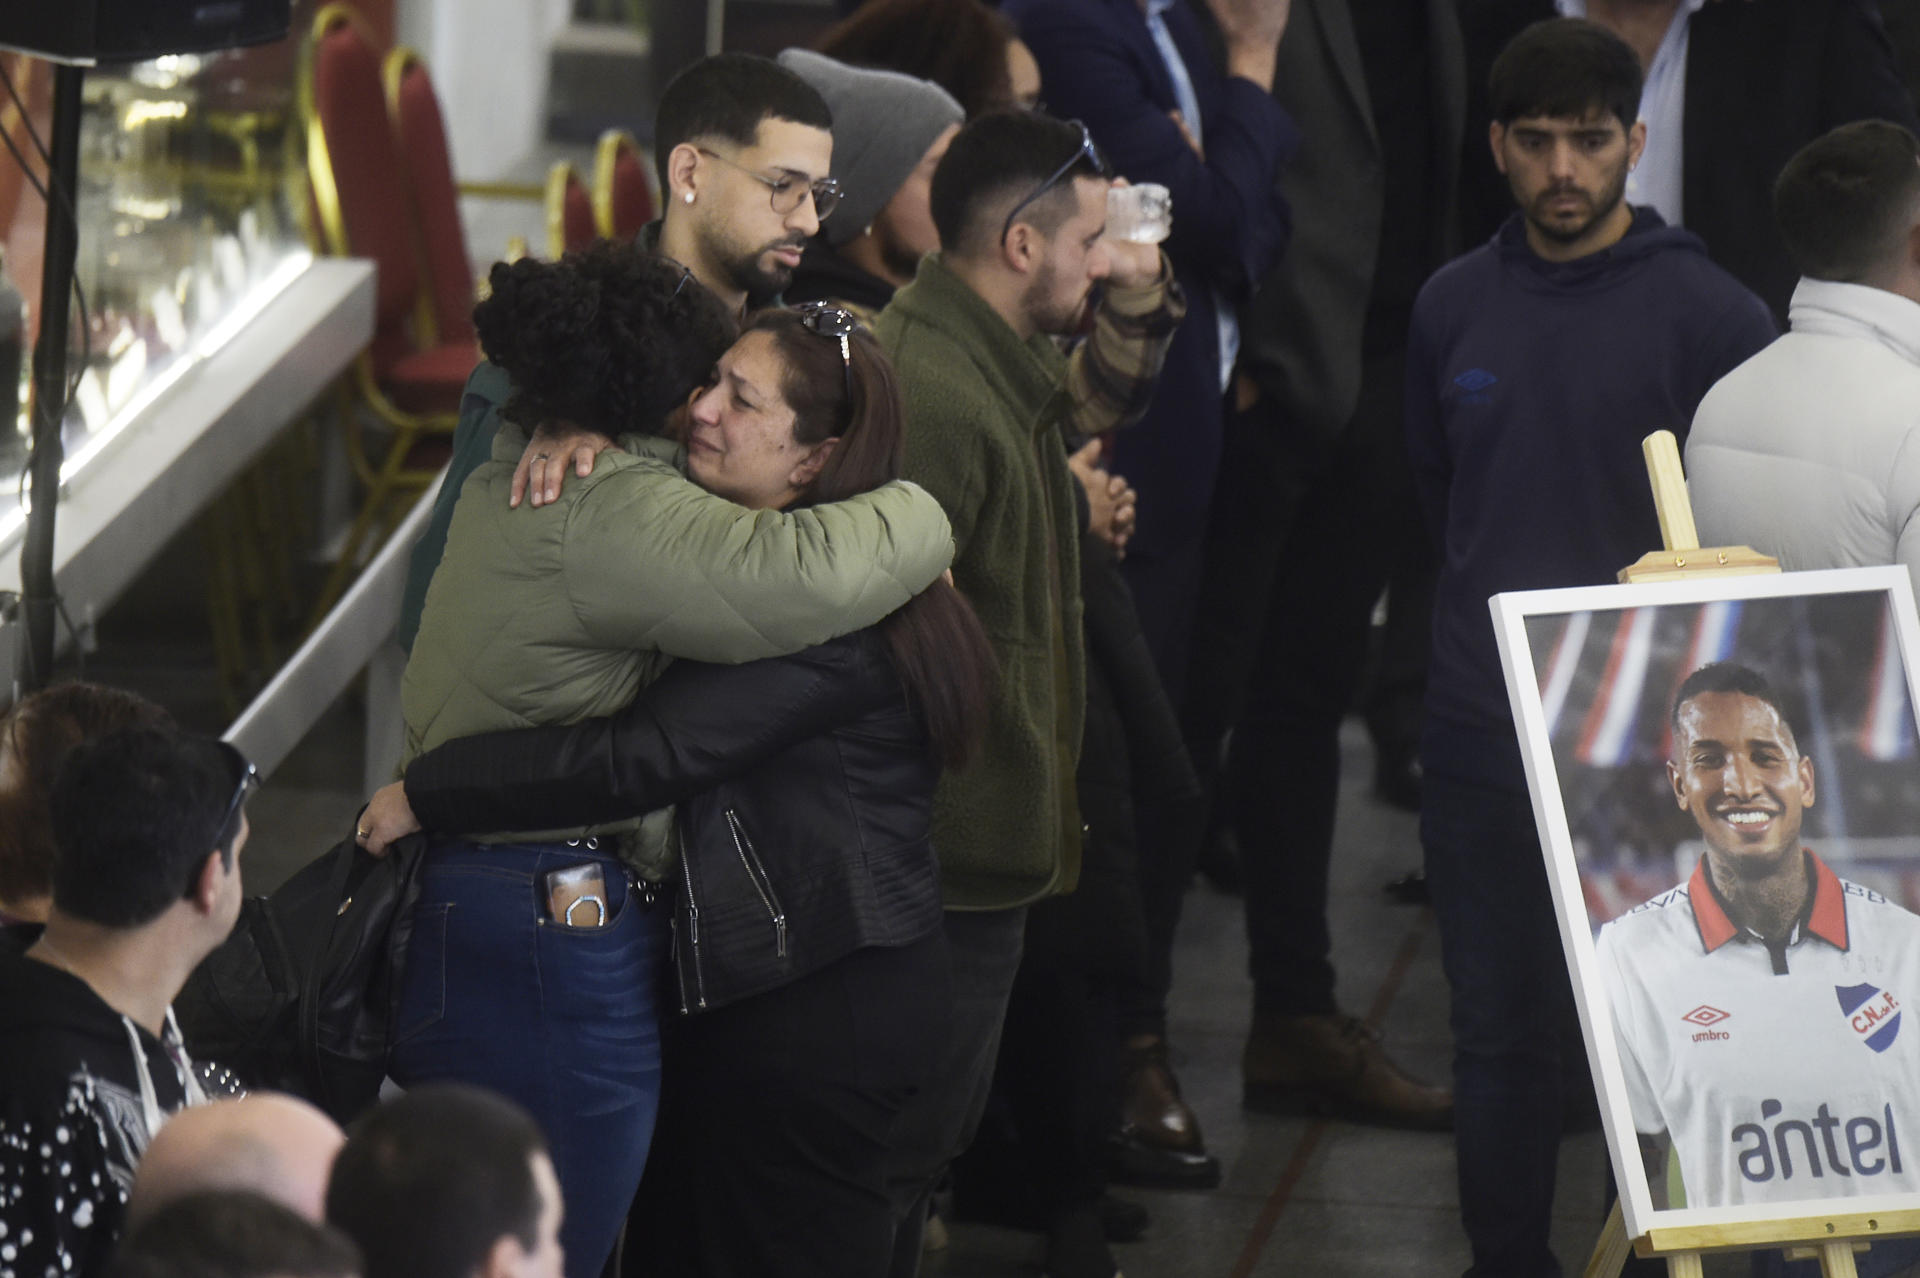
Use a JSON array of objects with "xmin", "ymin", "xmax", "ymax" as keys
[{"xmin": 1688, "ymin": 278, "xmax": 1920, "ymax": 598}]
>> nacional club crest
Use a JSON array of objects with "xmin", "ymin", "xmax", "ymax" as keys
[{"xmin": 1837, "ymin": 983, "xmax": 1902, "ymax": 1053}]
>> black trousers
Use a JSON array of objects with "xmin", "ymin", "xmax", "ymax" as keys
[
  {"xmin": 624, "ymin": 930, "xmax": 951, "ymax": 1278},
  {"xmin": 1181, "ymin": 347, "xmax": 1430, "ymax": 1014}
]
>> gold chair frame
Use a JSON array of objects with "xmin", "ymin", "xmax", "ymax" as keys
[
  {"xmin": 591, "ymin": 128, "xmax": 657, "ymax": 241},
  {"xmin": 299, "ymin": 2, "xmax": 462, "ymax": 619}
]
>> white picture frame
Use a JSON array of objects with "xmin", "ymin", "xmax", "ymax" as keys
[{"xmin": 1492, "ymin": 566, "xmax": 1920, "ymax": 1238}]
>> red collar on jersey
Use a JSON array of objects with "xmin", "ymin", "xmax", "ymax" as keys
[{"xmin": 1688, "ymin": 849, "xmax": 1848, "ymax": 954}]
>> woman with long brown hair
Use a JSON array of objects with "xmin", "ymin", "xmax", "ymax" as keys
[{"xmin": 361, "ymin": 303, "xmax": 995, "ymax": 1277}]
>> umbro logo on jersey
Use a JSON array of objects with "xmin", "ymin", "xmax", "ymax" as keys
[
  {"xmin": 1451, "ymin": 368, "xmax": 1498, "ymax": 406},
  {"xmin": 1683, "ymin": 1005, "xmax": 1731, "ymax": 1041},
  {"xmin": 1837, "ymin": 983, "xmax": 1903, "ymax": 1054}
]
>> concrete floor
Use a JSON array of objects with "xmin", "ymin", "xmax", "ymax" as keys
[{"xmin": 921, "ymin": 718, "xmax": 1615, "ymax": 1278}]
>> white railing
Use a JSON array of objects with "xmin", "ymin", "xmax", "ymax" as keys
[{"xmin": 226, "ymin": 473, "xmax": 443, "ymax": 793}]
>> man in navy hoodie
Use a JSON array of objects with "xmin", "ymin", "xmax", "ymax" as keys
[{"xmin": 1404, "ymin": 19, "xmax": 1774, "ymax": 1276}]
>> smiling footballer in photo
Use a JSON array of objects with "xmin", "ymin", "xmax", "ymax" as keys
[{"xmin": 1593, "ymin": 661, "xmax": 1920, "ymax": 1209}]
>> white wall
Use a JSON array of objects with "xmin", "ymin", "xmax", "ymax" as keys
[{"xmin": 395, "ymin": 0, "xmax": 571, "ymax": 179}]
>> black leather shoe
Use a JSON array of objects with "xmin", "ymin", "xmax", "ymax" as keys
[{"xmin": 1107, "ymin": 1040, "xmax": 1222, "ymax": 1189}]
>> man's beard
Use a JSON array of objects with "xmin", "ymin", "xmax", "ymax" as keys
[
  {"xmin": 1019, "ymin": 260, "xmax": 1092, "ymax": 337},
  {"xmin": 724, "ymin": 236, "xmax": 806, "ymax": 304},
  {"xmin": 1526, "ymin": 163, "xmax": 1630, "ymax": 246}
]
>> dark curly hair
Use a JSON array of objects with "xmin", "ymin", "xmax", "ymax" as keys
[{"xmin": 473, "ymin": 243, "xmax": 737, "ymax": 438}]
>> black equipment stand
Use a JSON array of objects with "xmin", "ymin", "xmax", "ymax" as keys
[{"xmin": 21, "ymin": 62, "xmax": 85, "ymax": 692}]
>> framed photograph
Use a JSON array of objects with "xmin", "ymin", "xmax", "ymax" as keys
[{"xmin": 1492, "ymin": 567, "xmax": 1920, "ymax": 1236}]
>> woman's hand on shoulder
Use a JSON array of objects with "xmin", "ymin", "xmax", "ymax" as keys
[
  {"xmin": 510, "ymin": 422, "xmax": 621, "ymax": 509},
  {"xmin": 356, "ymin": 781, "xmax": 422, "ymax": 857}
]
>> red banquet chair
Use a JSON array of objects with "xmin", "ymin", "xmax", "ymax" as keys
[
  {"xmin": 592, "ymin": 129, "xmax": 656, "ymax": 243},
  {"xmin": 383, "ymin": 44, "xmax": 480, "ymax": 350},
  {"xmin": 300, "ymin": 2, "xmax": 474, "ymax": 616},
  {"xmin": 545, "ymin": 161, "xmax": 596, "ymax": 259}
]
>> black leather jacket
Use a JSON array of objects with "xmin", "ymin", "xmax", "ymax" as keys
[{"xmin": 402, "ymin": 631, "xmax": 944, "ymax": 1012}]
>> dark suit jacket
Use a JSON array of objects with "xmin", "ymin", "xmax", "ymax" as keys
[
  {"xmin": 1685, "ymin": 0, "xmax": 1918, "ymax": 319},
  {"xmin": 1005, "ymin": 0, "xmax": 1298, "ymax": 557},
  {"xmin": 1238, "ymin": 0, "xmax": 1467, "ymax": 440},
  {"xmin": 1456, "ymin": 0, "xmax": 1918, "ymax": 320}
]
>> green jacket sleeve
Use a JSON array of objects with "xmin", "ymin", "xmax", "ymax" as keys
[{"xmin": 560, "ymin": 461, "xmax": 954, "ymax": 663}]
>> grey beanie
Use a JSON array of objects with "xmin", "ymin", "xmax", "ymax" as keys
[{"xmin": 777, "ymin": 48, "xmax": 965, "ymax": 247}]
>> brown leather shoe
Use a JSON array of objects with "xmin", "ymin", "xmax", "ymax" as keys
[
  {"xmin": 1242, "ymin": 1012, "xmax": 1453, "ymax": 1130},
  {"xmin": 1109, "ymin": 1040, "xmax": 1222, "ymax": 1189}
]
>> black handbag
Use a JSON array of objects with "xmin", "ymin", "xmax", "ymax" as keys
[{"xmin": 175, "ymin": 826, "xmax": 429, "ymax": 1124}]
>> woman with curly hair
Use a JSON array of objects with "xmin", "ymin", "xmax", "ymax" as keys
[{"xmin": 384, "ymin": 244, "xmax": 955, "ymax": 1278}]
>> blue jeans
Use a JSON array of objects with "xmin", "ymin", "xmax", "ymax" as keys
[
  {"xmin": 390, "ymin": 839, "xmax": 669, "ymax": 1278},
  {"xmin": 1422, "ymin": 765, "xmax": 1579, "ymax": 1278}
]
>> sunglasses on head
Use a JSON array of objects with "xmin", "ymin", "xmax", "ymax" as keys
[
  {"xmin": 213, "ymin": 739, "xmax": 259, "ymax": 845},
  {"xmin": 794, "ymin": 301, "xmax": 864, "ymax": 409},
  {"xmin": 184, "ymin": 739, "xmax": 258, "ymax": 898},
  {"xmin": 1000, "ymin": 119, "xmax": 1112, "ymax": 246}
]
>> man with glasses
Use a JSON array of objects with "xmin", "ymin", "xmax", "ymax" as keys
[{"xmin": 0, "ymin": 724, "xmax": 254, "ymax": 1277}]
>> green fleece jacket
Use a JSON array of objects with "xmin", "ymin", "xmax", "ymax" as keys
[
  {"xmin": 402, "ymin": 362, "xmax": 955, "ymax": 870},
  {"xmin": 876, "ymin": 253, "xmax": 1087, "ymax": 910}
]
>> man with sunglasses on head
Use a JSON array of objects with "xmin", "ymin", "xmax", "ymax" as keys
[
  {"xmin": 872, "ymin": 108, "xmax": 1181, "ymax": 1278},
  {"xmin": 0, "ymin": 724, "xmax": 254, "ymax": 1278}
]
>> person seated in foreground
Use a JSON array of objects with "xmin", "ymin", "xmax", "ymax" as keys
[
  {"xmin": 107, "ymin": 1190, "xmax": 361, "ymax": 1278},
  {"xmin": 127, "ymin": 1093, "xmax": 346, "ymax": 1227},
  {"xmin": 325, "ymin": 1085, "xmax": 564, "ymax": 1278},
  {"xmin": 0, "ymin": 725, "xmax": 255, "ymax": 1274}
]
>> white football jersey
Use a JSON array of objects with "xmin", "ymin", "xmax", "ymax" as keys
[{"xmin": 1595, "ymin": 851, "xmax": 1920, "ymax": 1208}]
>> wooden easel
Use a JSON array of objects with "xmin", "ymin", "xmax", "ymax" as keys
[
  {"xmin": 1615, "ymin": 430, "xmax": 1776, "ymax": 585},
  {"xmin": 1585, "ymin": 433, "xmax": 1920, "ymax": 1276}
]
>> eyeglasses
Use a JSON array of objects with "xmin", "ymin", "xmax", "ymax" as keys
[
  {"xmin": 1000, "ymin": 119, "xmax": 1111, "ymax": 245},
  {"xmin": 696, "ymin": 147, "xmax": 842, "ymax": 221},
  {"xmin": 795, "ymin": 301, "xmax": 862, "ymax": 409}
]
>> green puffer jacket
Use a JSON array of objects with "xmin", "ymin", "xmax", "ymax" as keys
[
  {"xmin": 402, "ymin": 366, "xmax": 956, "ymax": 873},
  {"xmin": 876, "ymin": 253, "xmax": 1087, "ymax": 910}
]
